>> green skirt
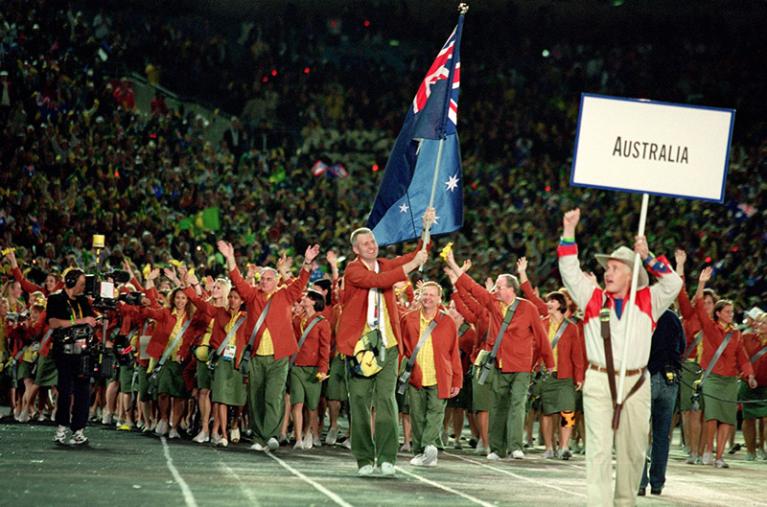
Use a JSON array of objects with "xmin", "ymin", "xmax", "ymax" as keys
[
  {"xmin": 540, "ymin": 376, "xmax": 575, "ymax": 415},
  {"xmin": 119, "ymin": 365, "xmax": 135, "ymax": 393},
  {"xmin": 702, "ymin": 373, "xmax": 738, "ymax": 425},
  {"xmin": 472, "ymin": 367, "xmax": 494, "ymax": 412},
  {"xmin": 136, "ymin": 366, "xmax": 150, "ymax": 401},
  {"xmin": 18, "ymin": 360, "xmax": 34, "ymax": 381},
  {"xmin": 34, "ymin": 355, "xmax": 58, "ymax": 387},
  {"xmin": 211, "ymin": 359, "xmax": 246, "ymax": 407},
  {"xmin": 739, "ymin": 383, "xmax": 767, "ymax": 420},
  {"xmin": 196, "ymin": 360, "xmax": 212, "ymax": 391},
  {"xmin": 290, "ymin": 366, "xmax": 322, "ymax": 410},
  {"xmin": 679, "ymin": 361, "xmax": 701, "ymax": 412},
  {"xmin": 325, "ymin": 355, "xmax": 347, "ymax": 402},
  {"xmin": 156, "ymin": 361, "xmax": 189, "ymax": 399}
]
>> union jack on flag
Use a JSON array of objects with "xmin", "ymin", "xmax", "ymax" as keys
[{"xmin": 412, "ymin": 26, "xmax": 461, "ymax": 131}]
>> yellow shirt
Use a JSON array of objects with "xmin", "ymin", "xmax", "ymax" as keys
[
  {"xmin": 416, "ymin": 312, "xmax": 438, "ymax": 387},
  {"xmin": 166, "ymin": 311, "xmax": 186, "ymax": 362},
  {"xmin": 223, "ymin": 311, "xmax": 242, "ymax": 357},
  {"xmin": 256, "ymin": 293, "xmax": 274, "ymax": 356},
  {"xmin": 548, "ymin": 320, "xmax": 560, "ymax": 371}
]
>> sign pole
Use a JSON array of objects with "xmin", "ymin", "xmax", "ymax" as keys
[{"xmin": 615, "ymin": 192, "xmax": 649, "ymax": 415}]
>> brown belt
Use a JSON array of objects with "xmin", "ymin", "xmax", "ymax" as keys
[{"xmin": 589, "ymin": 362, "xmax": 644, "ymax": 377}]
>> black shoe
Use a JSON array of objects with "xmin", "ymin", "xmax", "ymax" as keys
[
  {"xmin": 638, "ymin": 488, "xmax": 646, "ymax": 497},
  {"xmin": 468, "ymin": 438, "xmax": 478, "ymax": 448},
  {"xmin": 728, "ymin": 443, "xmax": 742, "ymax": 455},
  {"xmin": 650, "ymin": 488, "xmax": 662, "ymax": 496}
]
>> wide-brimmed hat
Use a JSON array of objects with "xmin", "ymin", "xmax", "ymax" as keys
[{"xmin": 594, "ymin": 246, "xmax": 649, "ymax": 289}]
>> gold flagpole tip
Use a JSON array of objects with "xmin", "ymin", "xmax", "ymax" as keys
[{"xmin": 458, "ymin": 3, "xmax": 469, "ymax": 14}]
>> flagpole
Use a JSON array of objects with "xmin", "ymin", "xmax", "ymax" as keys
[
  {"xmin": 420, "ymin": 3, "xmax": 469, "ymax": 266},
  {"xmin": 614, "ymin": 192, "xmax": 649, "ymax": 426}
]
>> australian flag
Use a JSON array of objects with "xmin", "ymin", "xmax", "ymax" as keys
[{"xmin": 366, "ymin": 12, "xmax": 465, "ymax": 246}]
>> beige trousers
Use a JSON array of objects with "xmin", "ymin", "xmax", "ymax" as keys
[{"xmin": 583, "ymin": 367, "xmax": 650, "ymax": 507}]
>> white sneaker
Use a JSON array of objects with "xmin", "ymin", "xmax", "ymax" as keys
[
  {"xmin": 230, "ymin": 428, "xmax": 240, "ymax": 444},
  {"xmin": 325, "ymin": 426, "xmax": 339, "ymax": 445},
  {"xmin": 250, "ymin": 442, "xmax": 266, "ymax": 451},
  {"xmin": 154, "ymin": 420, "xmax": 168, "ymax": 437},
  {"xmin": 168, "ymin": 428, "xmax": 181, "ymax": 440},
  {"xmin": 342, "ymin": 438, "xmax": 352, "ymax": 450},
  {"xmin": 410, "ymin": 454, "xmax": 425, "ymax": 466},
  {"xmin": 102, "ymin": 412, "xmax": 113, "ymax": 426},
  {"xmin": 69, "ymin": 429, "xmax": 89, "ymax": 446},
  {"xmin": 714, "ymin": 458, "xmax": 729, "ymax": 469},
  {"xmin": 37, "ymin": 413, "xmax": 47, "ymax": 423},
  {"xmin": 17, "ymin": 411, "xmax": 30, "ymax": 423},
  {"xmin": 380, "ymin": 462, "xmax": 396, "ymax": 476},
  {"xmin": 475, "ymin": 442, "xmax": 486, "ymax": 455},
  {"xmin": 543, "ymin": 449, "xmax": 556, "ymax": 459},
  {"xmin": 512, "ymin": 450, "xmax": 525, "ymax": 460},
  {"xmin": 313, "ymin": 435, "xmax": 322, "ymax": 448},
  {"xmin": 193, "ymin": 431, "xmax": 210, "ymax": 444},
  {"xmin": 422, "ymin": 445, "xmax": 438, "ymax": 467},
  {"xmin": 357, "ymin": 464, "xmax": 375, "ymax": 477},
  {"xmin": 220, "ymin": 438, "xmax": 229, "ymax": 448},
  {"xmin": 685, "ymin": 454, "xmax": 698, "ymax": 465},
  {"xmin": 399, "ymin": 443, "xmax": 411, "ymax": 453},
  {"xmin": 304, "ymin": 437, "xmax": 313, "ymax": 450},
  {"xmin": 701, "ymin": 452, "xmax": 714, "ymax": 465},
  {"xmin": 53, "ymin": 425, "xmax": 68, "ymax": 444},
  {"xmin": 267, "ymin": 437, "xmax": 279, "ymax": 451},
  {"xmin": 211, "ymin": 433, "xmax": 223, "ymax": 446},
  {"xmin": 293, "ymin": 439, "xmax": 304, "ymax": 450},
  {"xmin": 487, "ymin": 452, "xmax": 501, "ymax": 461}
]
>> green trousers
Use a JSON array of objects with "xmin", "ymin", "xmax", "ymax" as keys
[
  {"xmin": 248, "ymin": 355, "xmax": 289, "ymax": 444},
  {"xmin": 490, "ymin": 371, "xmax": 531, "ymax": 456},
  {"xmin": 346, "ymin": 346, "xmax": 399, "ymax": 468},
  {"xmin": 407, "ymin": 385, "xmax": 446, "ymax": 455}
]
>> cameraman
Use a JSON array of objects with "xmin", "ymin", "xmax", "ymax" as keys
[{"xmin": 47, "ymin": 269, "xmax": 96, "ymax": 446}]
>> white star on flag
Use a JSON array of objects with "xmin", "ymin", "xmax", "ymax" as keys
[
  {"xmin": 433, "ymin": 214, "xmax": 440, "ymax": 224},
  {"xmin": 399, "ymin": 203, "xmax": 409, "ymax": 213},
  {"xmin": 444, "ymin": 174, "xmax": 460, "ymax": 192}
]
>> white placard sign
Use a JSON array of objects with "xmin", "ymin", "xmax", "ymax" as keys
[{"xmin": 571, "ymin": 93, "xmax": 735, "ymax": 202}]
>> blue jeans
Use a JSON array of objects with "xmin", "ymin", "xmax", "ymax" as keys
[{"xmin": 640, "ymin": 372, "xmax": 679, "ymax": 490}]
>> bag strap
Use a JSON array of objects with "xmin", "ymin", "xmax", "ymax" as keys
[
  {"xmin": 600, "ymin": 300, "xmax": 618, "ymax": 409},
  {"xmin": 682, "ymin": 331, "xmax": 704, "ymax": 361},
  {"xmin": 700, "ymin": 332, "xmax": 734, "ymax": 384},
  {"xmin": 403, "ymin": 318, "xmax": 439, "ymax": 374},
  {"xmin": 458, "ymin": 323, "xmax": 469, "ymax": 337},
  {"xmin": 39, "ymin": 329, "xmax": 55, "ymax": 350},
  {"xmin": 159, "ymin": 318, "xmax": 193, "ymax": 366},
  {"xmin": 246, "ymin": 299, "xmax": 273, "ymax": 351},
  {"xmin": 290, "ymin": 315, "xmax": 325, "ymax": 365},
  {"xmin": 216, "ymin": 316, "xmax": 246, "ymax": 356},
  {"xmin": 488, "ymin": 299, "xmax": 520, "ymax": 361},
  {"xmin": 750, "ymin": 343, "xmax": 767, "ymax": 365},
  {"xmin": 550, "ymin": 319, "xmax": 570, "ymax": 351}
]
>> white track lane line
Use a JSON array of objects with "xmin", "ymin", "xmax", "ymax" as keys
[
  {"xmin": 217, "ymin": 460, "xmax": 262, "ymax": 506},
  {"xmin": 266, "ymin": 451, "xmax": 353, "ymax": 507},
  {"xmin": 395, "ymin": 466, "xmax": 495, "ymax": 507},
  {"xmin": 160, "ymin": 436, "xmax": 199, "ymax": 507},
  {"xmin": 444, "ymin": 452, "xmax": 587, "ymax": 499}
]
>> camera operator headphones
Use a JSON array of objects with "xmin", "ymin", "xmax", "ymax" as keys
[{"xmin": 64, "ymin": 268, "xmax": 85, "ymax": 289}]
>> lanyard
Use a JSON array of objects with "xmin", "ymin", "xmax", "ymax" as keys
[{"xmin": 67, "ymin": 298, "xmax": 84, "ymax": 322}]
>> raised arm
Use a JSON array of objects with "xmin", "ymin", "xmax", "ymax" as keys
[
  {"xmin": 283, "ymin": 244, "xmax": 320, "ymax": 303},
  {"xmin": 557, "ymin": 209, "xmax": 599, "ymax": 310},
  {"xmin": 7, "ymin": 251, "xmax": 44, "ymax": 294},
  {"xmin": 344, "ymin": 250, "xmax": 427, "ymax": 290},
  {"xmin": 517, "ymin": 257, "xmax": 548, "ymax": 317},
  {"xmin": 640, "ymin": 238, "xmax": 682, "ymax": 321},
  {"xmin": 218, "ymin": 240, "xmax": 260, "ymax": 303}
]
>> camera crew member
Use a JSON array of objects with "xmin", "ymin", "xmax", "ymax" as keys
[{"xmin": 47, "ymin": 269, "xmax": 96, "ymax": 445}]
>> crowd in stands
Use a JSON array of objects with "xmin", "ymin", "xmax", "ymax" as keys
[{"xmin": 0, "ymin": 0, "xmax": 765, "ymax": 311}]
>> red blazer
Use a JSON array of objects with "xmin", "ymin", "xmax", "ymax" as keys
[
  {"xmin": 230, "ymin": 266, "xmax": 309, "ymax": 361},
  {"xmin": 677, "ymin": 282, "xmax": 704, "ymax": 360},
  {"xmin": 185, "ymin": 287, "xmax": 249, "ymax": 368},
  {"xmin": 336, "ymin": 248, "xmax": 421, "ymax": 357},
  {"xmin": 456, "ymin": 273, "xmax": 554, "ymax": 373},
  {"xmin": 12, "ymin": 266, "xmax": 64, "ymax": 297},
  {"xmin": 451, "ymin": 289, "xmax": 490, "ymax": 363},
  {"xmin": 541, "ymin": 316, "xmax": 584, "ymax": 383},
  {"xmin": 400, "ymin": 310, "xmax": 462, "ymax": 399},
  {"xmin": 520, "ymin": 280, "xmax": 548, "ymax": 317},
  {"xmin": 139, "ymin": 305, "xmax": 206, "ymax": 362},
  {"xmin": 695, "ymin": 296, "xmax": 753, "ymax": 378},
  {"xmin": 743, "ymin": 333, "xmax": 767, "ymax": 386},
  {"xmin": 291, "ymin": 314, "xmax": 331, "ymax": 373}
]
